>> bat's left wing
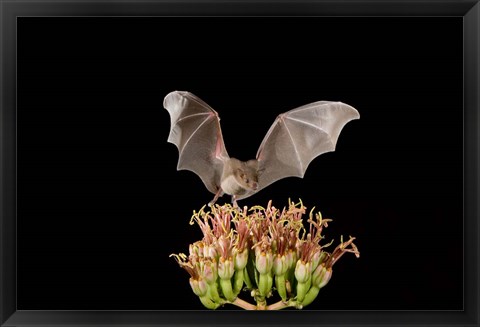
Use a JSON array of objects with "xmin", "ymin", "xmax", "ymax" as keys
[
  {"xmin": 163, "ymin": 91, "xmax": 230, "ymax": 195},
  {"xmin": 254, "ymin": 101, "xmax": 360, "ymax": 195}
]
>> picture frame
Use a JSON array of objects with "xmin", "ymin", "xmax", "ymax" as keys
[{"xmin": 1, "ymin": 0, "xmax": 478, "ymax": 326}]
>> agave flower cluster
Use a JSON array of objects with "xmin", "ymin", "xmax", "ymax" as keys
[{"xmin": 171, "ymin": 200, "xmax": 359, "ymax": 310}]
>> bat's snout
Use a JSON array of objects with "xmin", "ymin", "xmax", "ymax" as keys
[{"xmin": 251, "ymin": 182, "xmax": 258, "ymax": 190}]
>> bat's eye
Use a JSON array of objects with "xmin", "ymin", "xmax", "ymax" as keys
[{"xmin": 245, "ymin": 178, "xmax": 250, "ymax": 184}]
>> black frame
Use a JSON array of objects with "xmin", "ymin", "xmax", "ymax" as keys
[{"xmin": 1, "ymin": 0, "xmax": 478, "ymax": 326}]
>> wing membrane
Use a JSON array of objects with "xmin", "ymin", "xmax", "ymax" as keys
[
  {"xmin": 255, "ymin": 101, "xmax": 359, "ymax": 194},
  {"xmin": 164, "ymin": 91, "xmax": 229, "ymax": 194}
]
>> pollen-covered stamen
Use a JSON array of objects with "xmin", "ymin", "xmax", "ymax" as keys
[
  {"xmin": 190, "ymin": 208, "xmax": 215, "ymax": 245},
  {"xmin": 266, "ymin": 200, "xmax": 273, "ymax": 213},
  {"xmin": 170, "ymin": 253, "xmax": 200, "ymax": 279},
  {"xmin": 306, "ymin": 209, "xmax": 330, "ymax": 244},
  {"xmin": 287, "ymin": 199, "xmax": 306, "ymax": 223},
  {"xmin": 234, "ymin": 219, "xmax": 249, "ymax": 252},
  {"xmin": 325, "ymin": 236, "xmax": 360, "ymax": 268},
  {"xmin": 287, "ymin": 230, "xmax": 297, "ymax": 251},
  {"xmin": 252, "ymin": 234, "xmax": 271, "ymax": 254},
  {"xmin": 216, "ymin": 233, "xmax": 235, "ymax": 259},
  {"xmin": 221, "ymin": 209, "xmax": 232, "ymax": 233},
  {"xmin": 210, "ymin": 209, "xmax": 230, "ymax": 239},
  {"xmin": 298, "ymin": 237, "xmax": 319, "ymax": 263},
  {"xmin": 267, "ymin": 222, "xmax": 278, "ymax": 251},
  {"xmin": 277, "ymin": 236, "xmax": 287, "ymax": 256},
  {"xmin": 250, "ymin": 212, "xmax": 270, "ymax": 245}
]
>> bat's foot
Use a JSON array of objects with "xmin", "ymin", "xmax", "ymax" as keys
[
  {"xmin": 209, "ymin": 188, "xmax": 223, "ymax": 207},
  {"xmin": 232, "ymin": 196, "xmax": 239, "ymax": 208}
]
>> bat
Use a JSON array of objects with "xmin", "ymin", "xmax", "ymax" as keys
[{"xmin": 163, "ymin": 91, "xmax": 359, "ymax": 206}]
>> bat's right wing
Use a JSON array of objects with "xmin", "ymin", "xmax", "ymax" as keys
[
  {"xmin": 255, "ymin": 101, "xmax": 359, "ymax": 195},
  {"xmin": 163, "ymin": 91, "xmax": 229, "ymax": 194}
]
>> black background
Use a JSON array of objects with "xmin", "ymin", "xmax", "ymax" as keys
[{"xmin": 17, "ymin": 17, "xmax": 463, "ymax": 310}]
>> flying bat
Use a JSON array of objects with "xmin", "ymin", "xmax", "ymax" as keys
[{"xmin": 163, "ymin": 91, "xmax": 359, "ymax": 206}]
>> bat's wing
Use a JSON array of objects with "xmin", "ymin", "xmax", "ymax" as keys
[
  {"xmin": 163, "ymin": 91, "xmax": 229, "ymax": 194},
  {"xmin": 255, "ymin": 101, "xmax": 359, "ymax": 194}
]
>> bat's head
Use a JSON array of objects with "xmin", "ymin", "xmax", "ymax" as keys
[{"xmin": 235, "ymin": 160, "xmax": 259, "ymax": 192}]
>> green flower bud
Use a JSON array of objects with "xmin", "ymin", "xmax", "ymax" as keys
[
  {"xmin": 233, "ymin": 269, "xmax": 244, "ymax": 294},
  {"xmin": 220, "ymin": 278, "xmax": 236, "ymax": 301},
  {"xmin": 294, "ymin": 260, "xmax": 312, "ymax": 283},
  {"xmin": 258, "ymin": 272, "xmax": 272, "ymax": 297},
  {"xmin": 296, "ymin": 279, "xmax": 310, "ymax": 303},
  {"xmin": 267, "ymin": 272, "xmax": 273, "ymax": 294},
  {"xmin": 275, "ymin": 274, "xmax": 287, "ymax": 301},
  {"xmin": 301, "ymin": 285, "xmax": 320, "ymax": 307},
  {"xmin": 218, "ymin": 257, "xmax": 234, "ymax": 280},
  {"xmin": 243, "ymin": 266, "xmax": 253, "ymax": 289},
  {"xmin": 234, "ymin": 248, "xmax": 249, "ymax": 271},
  {"xmin": 207, "ymin": 282, "xmax": 221, "ymax": 303},
  {"xmin": 199, "ymin": 295, "xmax": 220, "ymax": 309}
]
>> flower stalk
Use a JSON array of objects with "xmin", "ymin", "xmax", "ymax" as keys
[{"xmin": 171, "ymin": 199, "xmax": 360, "ymax": 310}]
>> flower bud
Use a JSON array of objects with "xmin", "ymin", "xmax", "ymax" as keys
[
  {"xmin": 294, "ymin": 260, "xmax": 312, "ymax": 283},
  {"xmin": 218, "ymin": 257, "xmax": 235, "ymax": 280},
  {"xmin": 220, "ymin": 278, "xmax": 236, "ymax": 301},
  {"xmin": 273, "ymin": 254, "xmax": 287, "ymax": 276},
  {"xmin": 318, "ymin": 268, "xmax": 332, "ymax": 289},
  {"xmin": 189, "ymin": 278, "xmax": 207, "ymax": 297},
  {"xmin": 301, "ymin": 285, "xmax": 320, "ymax": 307},
  {"xmin": 255, "ymin": 251, "xmax": 273, "ymax": 275},
  {"xmin": 275, "ymin": 275, "xmax": 287, "ymax": 301},
  {"xmin": 296, "ymin": 280, "xmax": 310, "ymax": 303},
  {"xmin": 311, "ymin": 250, "xmax": 326, "ymax": 271},
  {"xmin": 258, "ymin": 272, "xmax": 273, "ymax": 297},
  {"xmin": 286, "ymin": 249, "xmax": 297, "ymax": 269},
  {"xmin": 234, "ymin": 248, "xmax": 249, "ymax": 271},
  {"xmin": 233, "ymin": 269, "xmax": 244, "ymax": 294},
  {"xmin": 199, "ymin": 295, "xmax": 220, "ymax": 310},
  {"xmin": 201, "ymin": 259, "xmax": 218, "ymax": 284},
  {"xmin": 312, "ymin": 264, "xmax": 326, "ymax": 287}
]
